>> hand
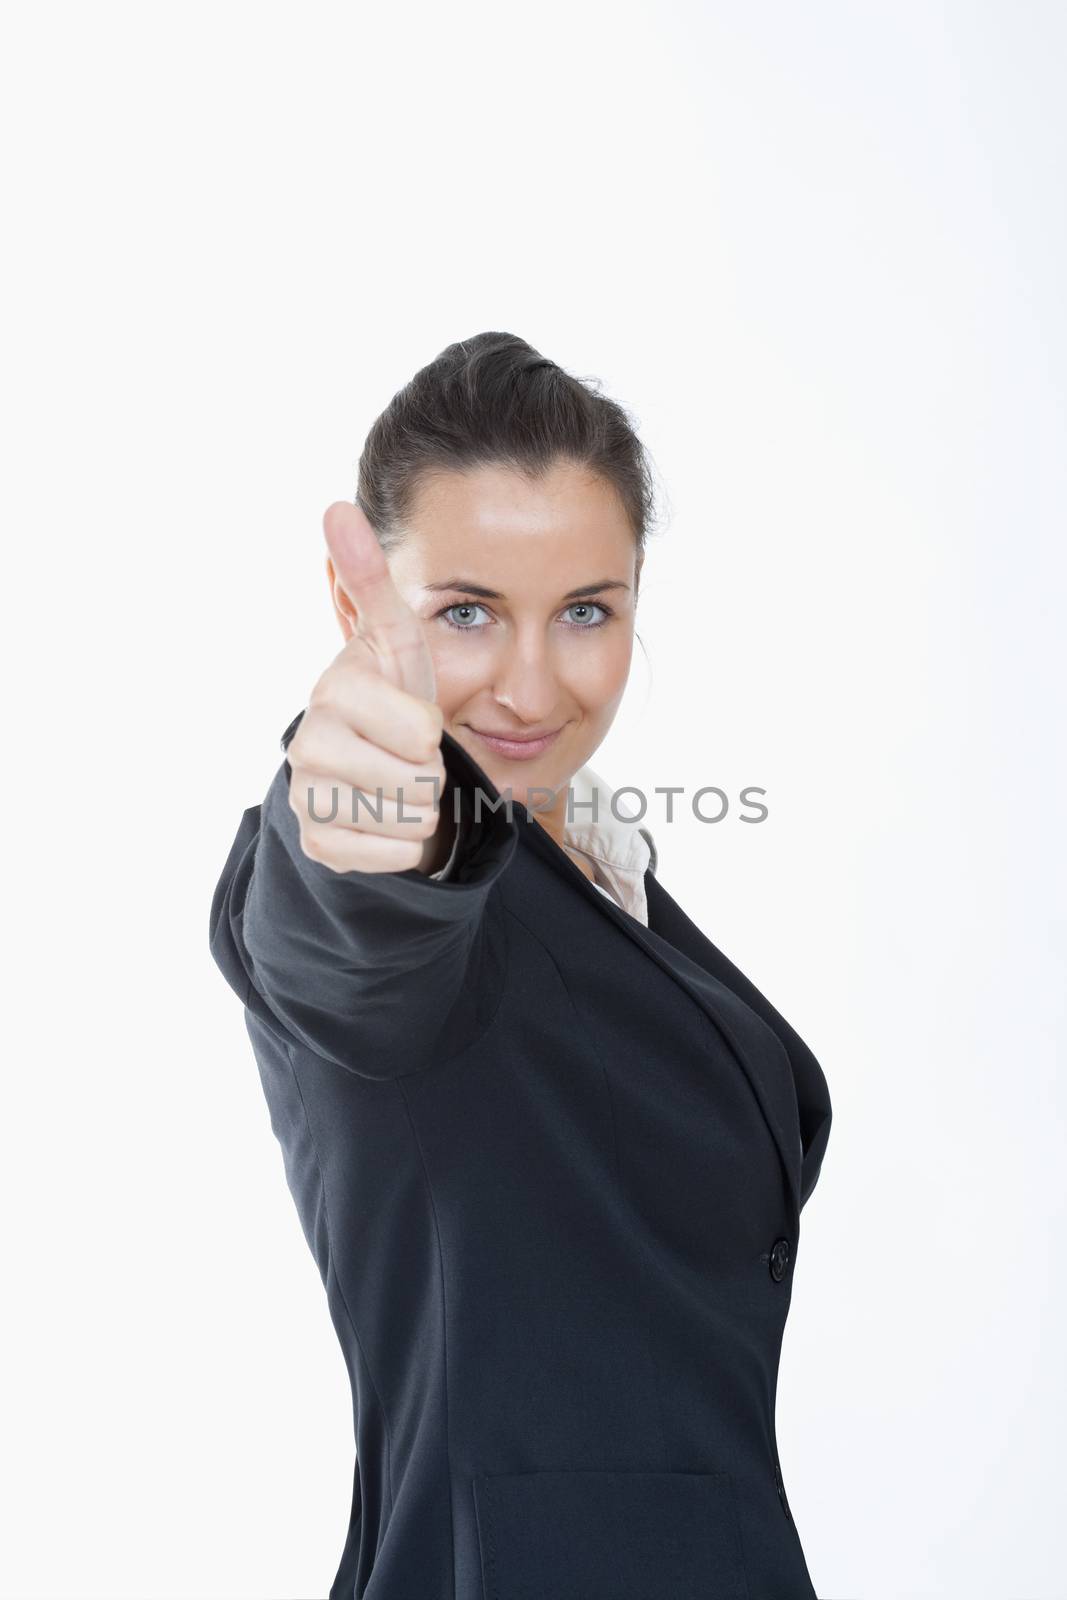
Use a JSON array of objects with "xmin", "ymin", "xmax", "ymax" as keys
[{"xmin": 287, "ymin": 501, "xmax": 451, "ymax": 874}]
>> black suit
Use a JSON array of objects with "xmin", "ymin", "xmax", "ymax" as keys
[{"xmin": 209, "ymin": 710, "xmax": 833, "ymax": 1600}]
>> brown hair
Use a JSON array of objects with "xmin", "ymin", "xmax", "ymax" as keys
[{"xmin": 355, "ymin": 333, "xmax": 661, "ymax": 579}]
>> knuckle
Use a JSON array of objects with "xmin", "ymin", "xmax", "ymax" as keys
[
  {"xmin": 290, "ymin": 721, "xmax": 325, "ymax": 773},
  {"xmin": 395, "ymin": 838, "xmax": 426, "ymax": 870},
  {"xmin": 409, "ymin": 809, "xmax": 438, "ymax": 840},
  {"xmin": 417, "ymin": 711, "xmax": 444, "ymax": 762},
  {"xmin": 288, "ymin": 771, "xmax": 310, "ymax": 816},
  {"xmin": 298, "ymin": 827, "xmax": 325, "ymax": 862},
  {"xmin": 306, "ymin": 670, "xmax": 336, "ymax": 711}
]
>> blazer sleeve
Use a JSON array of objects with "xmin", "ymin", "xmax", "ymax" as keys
[{"xmin": 209, "ymin": 708, "xmax": 519, "ymax": 1079}]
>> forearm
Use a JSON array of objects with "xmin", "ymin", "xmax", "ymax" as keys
[{"xmin": 210, "ymin": 724, "xmax": 519, "ymax": 1078}]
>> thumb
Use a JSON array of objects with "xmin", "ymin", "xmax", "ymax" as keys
[{"xmin": 324, "ymin": 500, "xmax": 437, "ymax": 704}]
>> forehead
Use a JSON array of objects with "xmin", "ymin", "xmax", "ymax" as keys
[{"xmin": 397, "ymin": 461, "xmax": 635, "ymax": 578}]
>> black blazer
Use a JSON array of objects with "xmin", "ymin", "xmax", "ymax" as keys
[{"xmin": 209, "ymin": 709, "xmax": 833, "ymax": 1600}]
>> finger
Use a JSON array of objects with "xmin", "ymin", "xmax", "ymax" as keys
[
  {"xmin": 290, "ymin": 766, "xmax": 441, "ymax": 841},
  {"xmin": 296, "ymin": 820, "xmax": 430, "ymax": 877},
  {"xmin": 290, "ymin": 703, "xmax": 446, "ymax": 801},
  {"xmin": 324, "ymin": 500, "xmax": 437, "ymax": 702},
  {"xmin": 307, "ymin": 642, "xmax": 444, "ymax": 764}
]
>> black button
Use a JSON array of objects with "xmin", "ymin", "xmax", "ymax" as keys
[{"xmin": 769, "ymin": 1237, "xmax": 790, "ymax": 1282}]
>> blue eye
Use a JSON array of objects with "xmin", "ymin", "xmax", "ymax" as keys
[
  {"xmin": 435, "ymin": 600, "xmax": 614, "ymax": 632},
  {"xmin": 562, "ymin": 601, "xmax": 611, "ymax": 629},
  {"xmin": 439, "ymin": 602, "xmax": 489, "ymax": 630}
]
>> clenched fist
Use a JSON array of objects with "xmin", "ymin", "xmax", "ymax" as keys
[{"xmin": 286, "ymin": 501, "xmax": 454, "ymax": 876}]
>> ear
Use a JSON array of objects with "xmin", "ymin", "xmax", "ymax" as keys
[{"xmin": 326, "ymin": 553, "xmax": 359, "ymax": 640}]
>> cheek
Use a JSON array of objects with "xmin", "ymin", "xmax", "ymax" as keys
[
  {"xmin": 426, "ymin": 630, "xmax": 491, "ymax": 715},
  {"xmin": 567, "ymin": 631, "xmax": 634, "ymax": 708}
]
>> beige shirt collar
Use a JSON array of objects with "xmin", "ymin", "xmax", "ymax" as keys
[
  {"xmin": 431, "ymin": 759, "xmax": 658, "ymax": 926},
  {"xmin": 563, "ymin": 762, "xmax": 658, "ymax": 926}
]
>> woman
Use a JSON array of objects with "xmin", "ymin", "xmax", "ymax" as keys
[{"xmin": 209, "ymin": 332, "xmax": 833, "ymax": 1600}]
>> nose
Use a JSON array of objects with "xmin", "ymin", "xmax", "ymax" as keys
[{"xmin": 490, "ymin": 626, "xmax": 562, "ymax": 725}]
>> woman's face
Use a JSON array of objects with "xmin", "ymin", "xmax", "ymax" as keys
[{"xmin": 331, "ymin": 460, "xmax": 641, "ymax": 821}]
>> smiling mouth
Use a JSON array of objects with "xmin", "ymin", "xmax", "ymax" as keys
[{"xmin": 465, "ymin": 724, "xmax": 565, "ymax": 759}]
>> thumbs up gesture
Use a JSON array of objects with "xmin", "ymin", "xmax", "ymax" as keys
[{"xmin": 287, "ymin": 502, "xmax": 451, "ymax": 875}]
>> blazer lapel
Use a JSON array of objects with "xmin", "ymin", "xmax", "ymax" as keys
[
  {"xmin": 515, "ymin": 812, "xmax": 803, "ymax": 1220},
  {"xmin": 642, "ymin": 873, "xmax": 804, "ymax": 1219}
]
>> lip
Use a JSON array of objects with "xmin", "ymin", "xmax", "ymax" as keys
[{"xmin": 466, "ymin": 724, "xmax": 565, "ymax": 760}]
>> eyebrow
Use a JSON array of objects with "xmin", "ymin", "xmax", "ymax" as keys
[{"xmin": 423, "ymin": 578, "xmax": 631, "ymax": 600}]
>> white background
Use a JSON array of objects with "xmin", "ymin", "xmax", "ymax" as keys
[{"xmin": 2, "ymin": 3, "xmax": 1064, "ymax": 1597}]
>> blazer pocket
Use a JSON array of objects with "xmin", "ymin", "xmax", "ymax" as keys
[{"xmin": 472, "ymin": 1467, "xmax": 748, "ymax": 1600}]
